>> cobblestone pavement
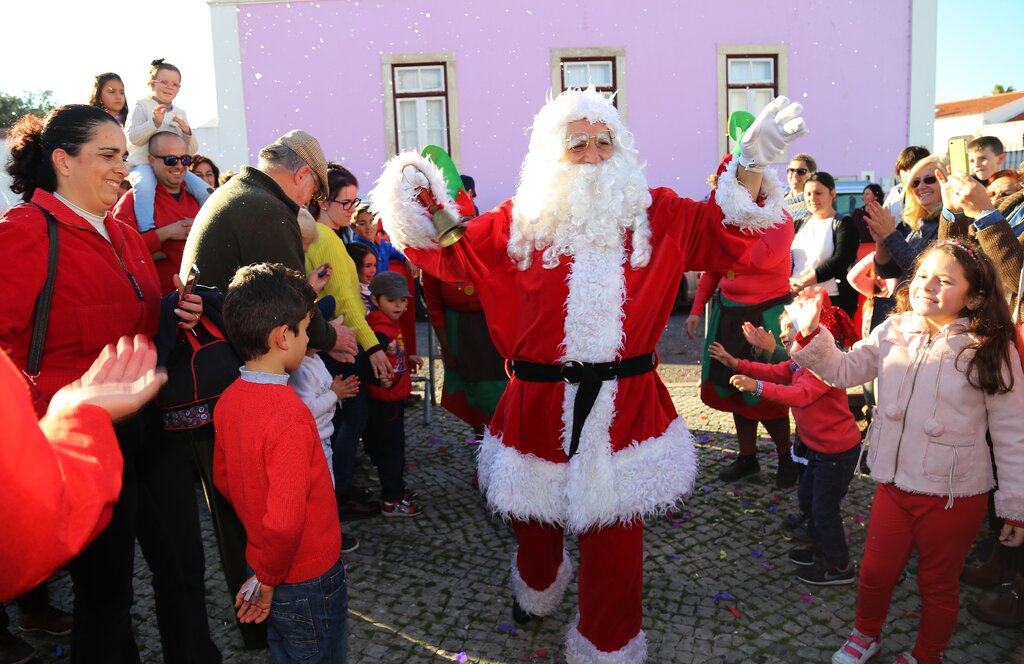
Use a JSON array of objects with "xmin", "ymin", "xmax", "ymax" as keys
[{"xmin": 10, "ymin": 316, "xmax": 1024, "ymax": 663}]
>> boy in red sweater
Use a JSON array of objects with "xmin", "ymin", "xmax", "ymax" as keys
[
  {"xmin": 710, "ymin": 306, "xmax": 861, "ymax": 586},
  {"xmin": 365, "ymin": 272, "xmax": 423, "ymax": 517},
  {"xmin": 214, "ymin": 263, "xmax": 347, "ymax": 663}
]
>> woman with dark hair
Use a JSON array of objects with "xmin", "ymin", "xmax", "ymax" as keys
[
  {"xmin": 189, "ymin": 154, "xmax": 220, "ymax": 190},
  {"xmin": 0, "ymin": 105, "xmax": 215, "ymax": 663},
  {"xmin": 790, "ymin": 171, "xmax": 861, "ymax": 317},
  {"xmin": 849, "ymin": 183, "xmax": 887, "ymax": 331},
  {"xmin": 88, "ymin": 72, "xmax": 128, "ymax": 126},
  {"xmin": 311, "ymin": 162, "xmax": 360, "ymax": 243}
]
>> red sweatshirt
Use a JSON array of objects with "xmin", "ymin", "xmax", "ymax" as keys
[
  {"xmin": 213, "ymin": 378, "xmax": 341, "ymax": 586},
  {"xmin": 735, "ymin": 358, "xmax": 860, "ymax": 454},
  {"xmin": 366, "ymin": 310, "xmax": 412, "ymax": 402}
]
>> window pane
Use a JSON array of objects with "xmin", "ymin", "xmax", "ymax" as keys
[
  {"xmin": 425, "ymin": 99, "xmax": 446, "ymax": 130},
  {"xmin": 564, "ymin": 63, "xmax": 589, "ymax": 88},
  {"xmin": 728, "ymin": 89, "xmax": 748, "ymax": 114},
  {"xmin": 397, "ymin": 100, "xmax": 418, "ymax": 132},
  {"xmin": 395, "ymin": 69, "xmax": 419, "ymax": 93},
  {"xmin": 419, "ymin": 67, "xmax": 444, "ymax": 91},
  {"xmin": 427, "ymin": 128, "xmax": 447, "ymax": 147},
  {"xmin": 751, "ymin": 88, "xmax": 774, "ymax": 112},
  {"xmin": 728, "ymin": 59, "xmax": 750, "ymax": 84},
  {"xmin": 750, "ymin": 59, "xmax": 773, "ymax": 84},
  {"xmin": 588, "ymin": 63, "xmax": 612, "ymax": 86},
  {"xmin": 398, "ymin": 129, "xmax": 418, "ymax": 153}
]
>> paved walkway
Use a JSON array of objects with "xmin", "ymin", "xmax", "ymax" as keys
[{"xmin": 9, "ymin": 317, "xmax": 1024, "ymax": 663}]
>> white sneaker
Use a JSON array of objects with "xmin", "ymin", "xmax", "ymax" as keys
[{"xmin": 832, "ymin": 629, "xmax": 881, "ymax": 664}]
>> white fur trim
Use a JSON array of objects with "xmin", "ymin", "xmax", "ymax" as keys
[
  {"xmin": 476, "ymin": 417, "xmax": 699, "ymax": 533},
  {"xmin": 367, "ymin": 152, "xmax": 461, "ymax": 252},
  {"xmin": 789, "ymin": 326, "xmax": 838, "ymax": 371},
  {"xmin": 510, "ymin": 548, "xmax": 573, "ymax": 616},
  {"xmin": 995, "ymin": 490, "xmax": 1024, "ymax": 523},
  {"xmin": 714, "ymin": 158, "xmax": 785, "ymax": 232},
  {"xmin": 566, "ymin": 616, "xmax": 647, "ymax": 664}
]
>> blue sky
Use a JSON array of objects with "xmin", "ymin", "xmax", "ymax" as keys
[{"xmin": 936, "ymin": 0, "xmax": 1023, "ymax": 102}]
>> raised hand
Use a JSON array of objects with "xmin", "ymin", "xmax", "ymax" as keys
[
  {"xmin": 708, "ymin": 342, "xmax": 738, "ymax": 369},
  {"xmin": 729, "ymin": 374, "xmax": 757, "ymax": 393},
  {"xmin": 739, "ymin": 96, "xmax": 808, "ymax": 172},
  {"xmin": 936, "ymin": 170, "xmax": 995, "ymax": 219},
  {"xmin": 864, "ymin": 201, "xmax": 897, "ymax": 242},
  {"xmin": 741, "ymin": 322, "xmax": 777, "ymax": 354},
  {"xmin": 790, "ymin": 288, "xmax": 827, "ymax": 336}
]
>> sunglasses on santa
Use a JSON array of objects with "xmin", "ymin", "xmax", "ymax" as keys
[{"xmin": 153, "ymin": 154, "xmax": 192, "ymax": 167}]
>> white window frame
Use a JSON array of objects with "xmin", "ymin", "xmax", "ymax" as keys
[
  {"xmin": 381, "ymin": 53, "xmax": 460, "ymax": 164},
  {"xmin": 716, "ymin": 44, "xmax": 788, "ymax": 159},
  {"xmin": 551, "ymin": 47, "xmax": 627, "ymax": 123}
]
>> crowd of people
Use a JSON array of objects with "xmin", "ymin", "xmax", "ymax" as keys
[{"xmin": 2, "ymin": 57, "xmax": 1024, "ymax": 664}]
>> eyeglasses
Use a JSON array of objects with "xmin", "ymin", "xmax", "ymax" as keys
[
  {"xmin": 787, "ymin": 167, "xmax": 809, "ymax": 176},
  {"xmin": 909, "ymin": 175, "xmax": 938, "ymax": 189},
  {"xmin": 155, "ymin": 80, "xmax": 181, "ymax": 89},
  {"xmin": 564, "ymin": 132, "xmax": 614, "ymax": 154},
  {"xmin": 330, "ymin": 197, "xmax": 361, "ymax": 210},
  {"xmin": 152, "ymin": 154, "xmax": 192, "ymax": 167}
]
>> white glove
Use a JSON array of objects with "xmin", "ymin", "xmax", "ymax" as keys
[
  {"xmin": 402, "ymin": 165, "xmax": 429, "ymax": 189},
  {"xmin": 738, "ymin": 96, "xmax": 808, "ymax": 173}
]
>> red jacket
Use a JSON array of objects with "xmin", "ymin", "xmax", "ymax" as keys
[
  {"xmin": 366, "ymin": 311, "xmax": 412, "ymax": 401},
  {"xmin": 0, "ymin": 348, "xmax": 122, "ymax": 602},
  {"xmin": 113, "ymin": 184, "xmax": 200, "ymax": 296},
  {"xmin": 213, "ymin": 378, "xmax": 341, "ymax": 586},
  {"xmin": 0, "ymin": 191, "xmax": 162, "ymax": 415},
  {"xmin": 735, "ymin": 358, "xmax": 861, "ymax": 454}
]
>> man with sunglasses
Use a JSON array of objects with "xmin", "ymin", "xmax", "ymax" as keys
[
  {"xmin": 371, "ymin": 87, "xmax": 807, "ymax": 662},
  {"xmin": 113, "ymin": 131, "xmax": 200, "ymax": 295}
]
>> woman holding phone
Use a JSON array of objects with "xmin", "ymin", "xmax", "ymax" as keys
[{"xmin": 0, "ymin": 105, "xmax": 218, "ymax": 663}]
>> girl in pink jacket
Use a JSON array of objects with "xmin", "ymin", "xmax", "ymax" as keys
[{"xmin": 789, "ymin": 239, "xmax": 1024, "ymax": 664}]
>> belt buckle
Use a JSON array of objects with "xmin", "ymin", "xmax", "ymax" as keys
[{"xmin": 561, "ymin": 359, "xmax": 584, "ymax": 384}]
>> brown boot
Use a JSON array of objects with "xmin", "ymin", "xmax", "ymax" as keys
[
  {"xmin": 961, "ymin": 542, "xmax": 1018, "ymax": 587},
  {"xmin": 967, "ymin": 574, "xmax": 1024, "ymax": 627}
]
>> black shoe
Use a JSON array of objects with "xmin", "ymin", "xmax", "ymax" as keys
[
  {"xmin": 17, "ymin": 603, "xmax": 72, "ymax": 636},
  {"xmin": 512, "ymin": 598, "xmax": 535, "ymax": 625},
  {"xmin": 788, "ymin": 545, "xmax": 822, "ymax": 566},
  {"xmin": 783, "ymin": 524, "xmax": 813, "ymax": 544},
  {"xmin": 338, "ymin": 498, "xmax": 380, "ymax": 520},
  {"xmin": 0, "ymin": 630, "xmax": 34, "ymax": 664},
  {"xmin": 775, "ymin": 456, "xmax": 798, "ymax": 489},
  {"xmin": 341, "ymin": 532, "xmax": 359, "ymax": 554},
  {"xmin": 798, "ymin": 560, "xmax": 856, "ymax": 586},
  {"xmin": 717, "ymin": 455, "xmax": 760, "ymax": 482},
  {"xmin": 780, "ymin": 511, "xmax": 807, "ymax": 532}
]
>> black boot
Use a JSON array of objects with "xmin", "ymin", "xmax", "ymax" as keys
[
  {"xmin": 775, "ymin": 453, "xmax": 798, "ymax": 489},
  {"xmin": 512, "ymin": 598, "xmax": 535, "ymax": 625},
  {"xmin": 718, "ymin": 454, "xmax": 760, "ymax": 482}
]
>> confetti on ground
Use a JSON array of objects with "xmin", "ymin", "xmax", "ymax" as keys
[
  {"xmin": 465, "ymin": 438, "xmax": 481, "ymax": 446},
  {"xmin": 519, "ymin": 649, "xmax": 548, "ymax": 661},
  {"xmin": 667, "ymin": 553, "xmax": 680, "ymax": 561},
  {"xmin": 437, "ymin": 446, "xmax": 449, "ymax": 453},
  {"xmin": 727, "ymin": 604, "xmax": 743, "ymax": 619},
  {"xmin": 722, "ymin": 451, "xmax": 735, "ymax": 458},
  {"xmin": 853, "ymin": 514, "xmax": 865, "ymax": 525},
  {"xmin": 729, "ymin": 488, "xmax": 740, "ymax": 497},
  {"xmin": 55, "ymin": 647, "xmax": 63, "ymax": 657},
  {"xmin": 497, "ymin": 623, "xmax": 517, "ymax": 635},
  {"xmin": 702, "ymin": 487, "xmax": 713, "ymax": 493},
  {"xmin": 426, "ymin": 437, "xmax": 444, "ymax": 445},
  {"xmin": 713, "ymin": 593, "xmax": 734, "ymax": 605},
  {"xmin": 760, "ymin": 562, "xmax": 775, "ymax": 571},
  {"xmin": 769, "ymin": 505, "xmax": 779, "ymax": 512},
  {"xmin": 719, "ymin": 550, "xmax": 728, "ymax": 560},
  {"xmin": 751, "ymin": 550, "xmax": 762, "ymax": 559},
  {"xmin": 801, "ymin": 593, "xmax": 814, "ymax": 605},
  {"xmin": 741, "ymin": 500, "xmax": 753, "ymax": 508},
  {"xmin": 670, "ymin": 521, "xmax": 681, "ymax": 529},
  {"xmin": 903, "ymin": 610, "xmax": 921, "ymax": 618},
  {"xmin": 455, "ymin": 653, "xmax": 468, "ymax": 663}
]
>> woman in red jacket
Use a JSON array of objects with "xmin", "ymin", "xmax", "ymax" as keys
[{"xmin": 1, "ymin": 105, "xmax": 211, "ymax": 664}]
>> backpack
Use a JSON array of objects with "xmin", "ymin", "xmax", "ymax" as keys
[{"xmin": 155, "ymin": 286, "xmax": 241, "ymax": 430}]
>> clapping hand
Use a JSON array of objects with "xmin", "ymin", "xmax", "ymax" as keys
[
  {"xmin": 791, "ymin": 288, "xmax": 828, "ymax": 336},
  {"xmin": 863, "ymin": 201, "xmax": 897, "ymax": 243},
  {"xmin": 741, "ymin": 322, "xmax": 776, "ymax": 354}
]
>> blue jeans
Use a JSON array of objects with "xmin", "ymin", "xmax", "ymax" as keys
[
  {"xmin": 128, "ymin": 164, "xmax": 211, "ymax": 232},
  {"xmin": 264, "ymin": 559, "xmax": 348, "ymax": 664},
  {"xmin": 797, "ymin": 444, "xmax": 860, "ymax": 568}
]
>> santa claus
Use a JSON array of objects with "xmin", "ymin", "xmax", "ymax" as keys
[{"xmin": 370, "ymin": 87, "xmax": 805, "ymax": 662}]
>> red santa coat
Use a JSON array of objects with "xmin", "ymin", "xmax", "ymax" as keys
[{"xmin": 397, "ymin": 160, "xmax": 783, "ymax": 532}]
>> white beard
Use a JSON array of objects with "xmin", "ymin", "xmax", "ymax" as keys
[{"xmin": 508, "ymin": 150, "xmax": 653, "ymax": 270}]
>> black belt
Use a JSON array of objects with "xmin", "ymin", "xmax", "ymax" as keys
[{"xmin": 508, "ymin": 352, "xmax": 657, "ymax": 458}]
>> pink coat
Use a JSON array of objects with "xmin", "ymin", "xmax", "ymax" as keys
[{"xmin": 792, "ymin": 312, "xmax": 1024, "ymax": 521}]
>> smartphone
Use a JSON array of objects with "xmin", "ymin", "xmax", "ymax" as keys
[
  {"xmin": 180, "ymin": 263, "xmax": 200, "ymax": 300},
  {"xmin": 318, "ymin": 265, "xmax": 329, "ymax": 279},
  {"xmin": 948, "ymin": 137, "xmax": 970, "ymax": 175}
]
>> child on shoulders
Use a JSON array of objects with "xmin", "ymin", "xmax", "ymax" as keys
[{"xmin": 214, "ymin": 262, "xmax": 347, "ymax": 662}]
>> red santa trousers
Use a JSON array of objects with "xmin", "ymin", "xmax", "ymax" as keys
[
  {"xmin": 512, "ymin": 519, "xmax": 644, "ymax": 657},
  {"xmin": 854, "ymin": 483, "xmax": 987, "ymax": 664}
]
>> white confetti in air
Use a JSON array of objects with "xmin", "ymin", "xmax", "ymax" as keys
[{"xmin": 255, "ymin": 73, "xmax": 263, "ymax": 80}]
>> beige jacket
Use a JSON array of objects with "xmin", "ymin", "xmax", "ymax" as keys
[
  {"xmin": 125, "ymin": 97, "xmax": 199, "ymax": 167},
  {"xmin": 792, "ymin": 312, "xmax": 1024, "ymax": 521}
]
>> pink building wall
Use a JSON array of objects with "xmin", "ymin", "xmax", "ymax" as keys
[{"xmin": 234, "ymin": 1, "xmax": 915, "ymax": 211}]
